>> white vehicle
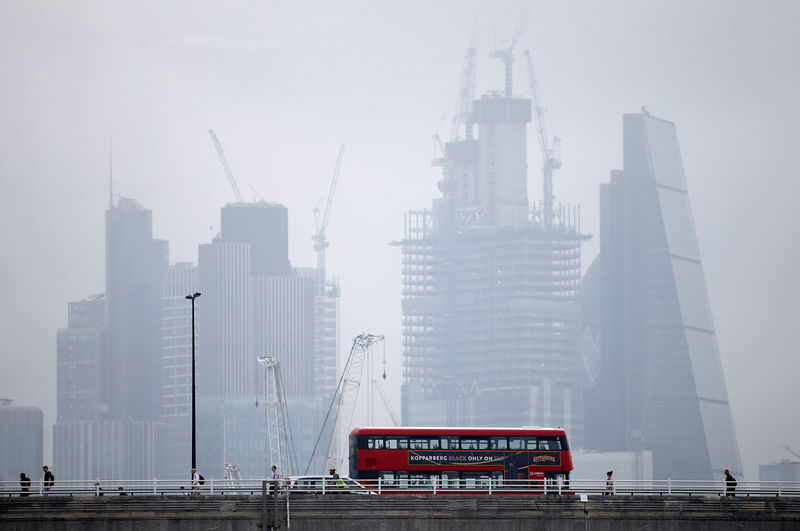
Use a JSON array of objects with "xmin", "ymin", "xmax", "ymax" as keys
[{"xmin": 285, "ymin": 474, "xmax": 373, "ymax": 494}]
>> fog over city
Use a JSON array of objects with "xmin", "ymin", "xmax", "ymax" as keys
[{"xmin": 1, "ymin": 0, "xmax": 798, "ymax": 481}]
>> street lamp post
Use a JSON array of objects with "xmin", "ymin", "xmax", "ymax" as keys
[{"xmin": 185, "ymin": 292, "xmax": 201, "ymax": 469}]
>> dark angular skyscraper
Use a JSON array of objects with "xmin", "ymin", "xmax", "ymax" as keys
[{"xmin": 582, "ymin": 112, "xmax": 742, "ymax": 480}]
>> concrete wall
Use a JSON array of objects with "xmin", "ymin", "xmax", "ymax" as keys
[{"xmin": 2, "ymin": 494, "xmax": 799, "ymax": 530}]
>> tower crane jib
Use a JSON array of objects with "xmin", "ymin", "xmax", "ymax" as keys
[
  {"xmin": 312, "ymin": 145, "xmax": 345, "ymax": 295},
  {"xmin": 208, "ymin": 129, "xmax": 244, "ymax": 203},
  {"xmin": 524, "ymin": 49, "xmax": 561, "ymax": 229}
]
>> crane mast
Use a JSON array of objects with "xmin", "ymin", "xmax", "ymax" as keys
[
  {"xmin": 256, "ymin": 356, "xmax": 295, "ymax": 476},
  {"xmin": 208, "ymin": 129, "xmax": 244, "ymax": 203},
  {"xmin": 489, "ymin": 16, "xmax": 527, "ymax": 97},
  {"xmin": 312, "ymin": 145, "xmax": 345, "ymax": 296},
  {"xmin": 450, "ymin": 37, "xmax": 477, "ymax": 141},
  {"xmin": 307, "ymin": 333, "xmax": 383, "ymax": 473},
  {"xmin": 524, "ymin": 49, "xmax": 561, "ymax": 228}
]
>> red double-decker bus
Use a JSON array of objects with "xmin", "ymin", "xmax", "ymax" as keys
[{"xmin": 349, "ymin": 426, "xmax": 572, "ymax": 492}]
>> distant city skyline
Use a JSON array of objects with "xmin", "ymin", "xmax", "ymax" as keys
[{"xmin": 1, "ymin": 1, "xmax": 798, "ymax": 481}]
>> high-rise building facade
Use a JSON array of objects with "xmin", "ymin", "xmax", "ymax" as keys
[
  {"xmin": 161, "ymin": 262, "xmax": 198, "ymax": 479},
  {"xmin": 54, "ymin": 197, "xmax": 167, "ymax": 480},
  {"xmin": 0, "ymin": 399, "xmax": 43, "ymax": 483},
  {"xmin": 399, "ymin": 82, "xmax": 586, "ymax": 441},
  {"xmin": 196, "ymin": 202, "xmax": 333, "ymax": 478},
  {"xmin": 581, "ymin": 112, "xmax": 742, "ymax": 480},
  {"xmin": 56, "ymin": 295, "xmax": 105, "ymax": 423},
  {"xmin": 105, "ymin": 197, "xmax": 168, "ymax": 422}
]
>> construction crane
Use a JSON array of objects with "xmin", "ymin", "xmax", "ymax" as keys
[
  {"xmin": 372, "ymin": 377, "xmax": 399, "ymax": 427},
  {"xmin": 312, "ymin": 145, "xmax": 345, "ymax": 296},
  {"xmin": 256, "ymin": 356, "xmax": 295, "ymax": 477},
  {"xmin": 208, "ymin": 129, "xmax": 244, "ymax": 203},
  {"xmin": 489, "ymin": 14, "xmax": 528, "ymax": 98},
  {"xmin": 524, "ymin": 49, "xmax": 562, "ymax": 229},
  {"xmin": 306, "ymin": 333, "xmax": 384, "ymax": 473},
  {"xmin": 450, "ymin": 36, "xmax": 478, "ymax": 142}
]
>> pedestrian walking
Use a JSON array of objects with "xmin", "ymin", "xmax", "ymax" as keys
[
  {"xmin": 19, "ymin": 473, "xmax": 31, "ymax": 497},
  {"xmin": 270, "ymin": 465, "xmax": 279, "ymax": 494},
  {"xmin": 604, "ymin": 470, "xmax": 614, "ymax": 495},
  {"xmin": 42, "ymin": 466, "xmax": 54, "ymax": 496},
  {"xmin": 724, "ymin": 469, "xmax": 737, "ymax": 496},
  {"xmin": 191, "ymin": 468, "xmax": 202, "ymax": 495}
]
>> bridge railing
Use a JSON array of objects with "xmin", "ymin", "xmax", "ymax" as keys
[{"xmin": 2, "ymin": 478, "xmax": 799, "ymax": 497}]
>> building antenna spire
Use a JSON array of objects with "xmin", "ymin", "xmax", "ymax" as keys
[{"xmin": 108, "ymin": 134, "xmax": 114, "ymax": 208}]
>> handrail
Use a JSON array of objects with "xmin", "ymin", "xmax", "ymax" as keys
[{"xmin": 1, "ymin": 478, "xmax": 799, "ymax": 498}]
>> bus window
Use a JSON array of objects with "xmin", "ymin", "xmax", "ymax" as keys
[
  {"xmin": 441, "ymin": 436, "xmax": 459, "ymax": 449},
  {"xmin": 490, "ymin": 437, "xmax": 508, "ymax": 450},
  {"xmin": 368, "ymin": 437, "xmax": 384, "ymax": 449},
  {"xmin": 526, "ymin": 438, "xmax": 538, "ymax": 450},
  {"xmin": 397, "ymin": 472, "xmax": 409, "ymax": 489},
  {"xmin": 441, "ymin": 471, "xmax": 458, "ymax": 489},
  {"xmin": 380, "ymin": 471, "xmax": 395, "ymax": 486},
  {"xmin": 461, "ymin": 439, "xmax": 478, "ymax": 450},
  {"xmin": 509, "ymin": 437, "xmax": 524, "ymax": 450},
  {"xmin": 410, "ymin": 438, "xmax": 428, "ymax": 449},
  {"xmin": 463, "ymin": 473, "xmax": 490, "ymax": 490},
  {"xmin": 491, "ymin": 471, "xmax": 504, "ymax": 488},
  {"xmin": 478, "ymin": 439, "xmax": 489, "ymax": 450},
  {"xmin": 429, "ymin": 438, "xmax": 440, "ymax": 449},
  {"xmin": 409, "ymin": 473, "xmax": 431, "ymax": 487},
  {"xmin": 539, "ymin": 437, "xmax": 561, "ymax": 450},
  {"xmin": 387, "ymin": 437, "xmax": 408, "ymax": 449}
]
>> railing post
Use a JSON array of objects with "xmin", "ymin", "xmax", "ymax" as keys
[
  {"xmin": 778, "ymin": 480, "xmax": 782, "ymax": 497},
  {"xmin": 210, "ymin": 477, "xmax": 214, "ymax": 495},
  {"xmin": 668, "ymin": 478, "xmax": 672, "ymax": 495},
  {"xmin": 153, "ymin": 477, "xmax": 157, "ymax": 495},
  {"xmin": 378, "ymin": 477, "xmax": 382, "ymax": 495},
  {"xmin": 433, "ymin": 477, "xmax": 437, "ymax": 495},
  {"xmin": 261, "ymin": 481, "xmax": 268, "ymax": 531},
  {"xmin": 488, "ymin": 478, "xmax": 492, "ymax": 495}
]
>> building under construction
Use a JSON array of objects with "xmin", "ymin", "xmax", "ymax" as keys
[{"xmin": 398, "ymin": 42, "xmax": 587, "ymax": 445}]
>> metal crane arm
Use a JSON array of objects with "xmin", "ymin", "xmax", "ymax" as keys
[
  {"xmin": 449, "ymin": 39, "xmax": 477, "ymax": 142},
  {"xmin": 314, "ymin": 145, "xmax": 345, "ymax": 246},
  {"xmin": 208, "ymin": 129, "xmax": 244, "ymax": 203},
  {"xmin": 523, "ymin": 50, "xmax": 553, "ymax": 164}
]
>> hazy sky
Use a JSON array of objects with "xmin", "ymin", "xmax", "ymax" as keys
[{"xmin": 1, "ymin": 0, "xmax": 798, "ymax": 480}]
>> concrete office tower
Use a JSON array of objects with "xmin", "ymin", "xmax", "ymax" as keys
[
  {"xmin": 54, "ymin": 294, "xmax": 105, "ymax": 480},
  {"xmin": 197, "ymin": 202, "xmax": 322, "ymax": 478},
  {"xmin": 0, "ymin": 399, "xmax": 43, "ymax": 483},
  {"xmin": 581, "ymin": 112, "xmax": 742, "ymax": 480},
  {"xmin": 56, "ymin": 295, "xmax": 105, "ymax": 423},
  {"xmin": 161, "ymin": 262, "xmax": 198, "ymax": 479},
  {"xmin": 105, "ymin": 197, "xmax": 169, "ymax": 421},
  {"xmin": 54, "ymin": 198, "xmax": 167, "ymax": 480},
  {"xmin": 399, "ymin": 84, "xmax": 585, "ymax": 442}
]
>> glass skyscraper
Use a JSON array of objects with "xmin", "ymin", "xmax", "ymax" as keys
[{"xmin": 582, "ymin": 112, "xmax": 742, "ymax": 480}]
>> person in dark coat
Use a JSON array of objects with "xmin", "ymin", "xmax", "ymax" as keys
[
  {"xmin": 724, "ymin": 469, "xmax": 737, "ymax": 496},
  {"xmin": 19, "ymin": 473, "xmax": 31, "ymax": 496}
]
